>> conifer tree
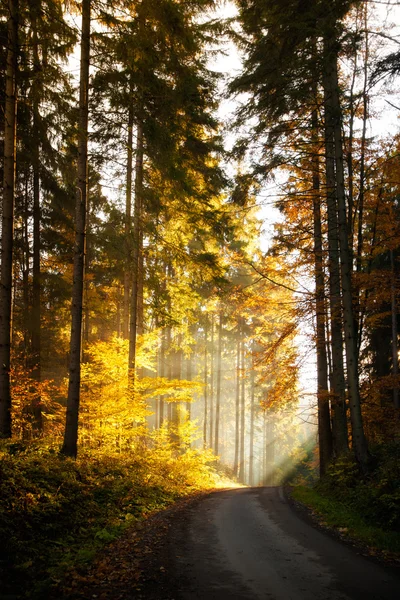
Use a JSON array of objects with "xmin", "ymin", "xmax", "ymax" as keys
[
  {"xmin": 0, "ymin": 0, "xmax": 18, "ymax": 438},
  {"xmin": 61, "ymin": 0, "xmax": 90, "ymax": 457},
  {"xmin": 231, "ymin": 0, "xmax": 374, "ymax": 472}
]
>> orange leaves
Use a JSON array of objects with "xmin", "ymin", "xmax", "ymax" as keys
[{"xmin": 10, "ymin": 361, "xmax": 64, "ymax": 439}]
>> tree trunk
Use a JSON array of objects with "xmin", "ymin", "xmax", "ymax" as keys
[
  {"xmin": 390, "ymin": 250, "xmax": 399, "ymax": 409},
  {"xmin": 209, "ymin": 313, "xmax": 214, "ymax": 449},
  {"xmin": 83, "ymin": 192, "xmax": 90, "ymax": 352},
  {"xmin": 203, "ymin": 319, "xmax": 208, "ymax": 447},
  {"xmin": 159, "ymin": 327, "xmax": 165, "ymax": 427},
  {"xmin": 214, "ymin": 312, "xmax": 222, "ymax": 455},
  {"xmin": 166, "ymin": 319, "xmax": 172, "ymax": 423},
  {"xmin": 233, "ymin": 331, "xmax": 240, "ymax": 476},
  {"xmin": 265, "ymin": 414, "xmax": 275, "ymax": 485},
  {"xmin": 262, "ymin": 411, "xmax": 267, "ymax": 484},
  {"xmin": 128, "ymin": 122, "xmax": 144, "ymax": 379},
  {"xmin": 123, "ymin": 104, "xmax": 133, "ymax": 339},
  {"xmin": 249, "ymin": 342, "xmax": 255, "ymax": 486},
  {"xmin": 186, "ymin": 334, "xmax": 192, "ymax": 420},
  {"xmin": 356, "ymin": 5, "xmax": 369, "ymax": 284},
  {"xmin": 323, "ymin": 36, "xmax": 369, "ymax": 472},
  {"xmin": 61, "ymin": 0, "xmax": 90, "ymax": 457},
  {"xmin": 354, "ymin": 6, "xmax": 370, "ymax": 358},
  {"xmin": 136, "ymin": 241, "xmax": 144, "ymax": 379},
  {"xmin": 0, "ymin": 0, "xmax": 18, "ymax": 439},
  {"xmin": 239, "ymin": 321, "xmax": 245, "ymax": 481},
  {"xmin": 22, "ymin": 182, "xmax": 30, "ymax": 358},
  {"xmin": 31, "ymin": 97, "xmax": 42, "ymax": 433},
  {"xmin": 323, "ymin": 62, "xmax": 349, "ymax": 460},
  {"xmin": 30, "ymin": 8, "xmax": 42, "ymax": 433},
  {"xmin": 312, "ymin": 106, "xmax": 333, "ymax": 475}
]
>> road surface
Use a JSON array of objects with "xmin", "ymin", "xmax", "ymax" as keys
[{"xmin": 154, "ymin": 486, "xmax": 400, "ymax": 600}]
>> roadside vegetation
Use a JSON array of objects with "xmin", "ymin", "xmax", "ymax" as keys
[
  {"xmin": 0, "ymin": 435, "xmax": 219, "ymax": 600},
  {"xmin": 290, "ymin": 441, "xmax": 400, "ymax": 557}
]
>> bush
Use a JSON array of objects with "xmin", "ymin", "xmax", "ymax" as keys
[
  {"xmin": 316, "ymin": 441, "xmax": 400, "ymax": 531},
  {"xmin": 0, "ymin": 437, "xmax": 217, "ymax": 599}
]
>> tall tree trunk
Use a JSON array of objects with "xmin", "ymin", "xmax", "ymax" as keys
[
  {"xmin": 249, "ymin": 342, "xmax": 255, "ymax": 486},
  {"xmin": 239, "ymin": 322, "xmax": 245, "ymax": 481},
  {"xmin": 166, "ymin": 319, "xmax": 172, "ymax": 423},
  {"xmin": 0, "ymin": 0, "xmax": 18, "ymax": 439},
  {"xmin": 354, "ymin": 6, "xmax": 370, "ymax": 357},
  {"xmin": 128, "ymin": 121, "xmax": 144, "ymax": 379},
  {"xmin": 265, "ymin": 414, "xmax": 275, "ymax": 485},
  {"xmin": 171, "ymin": 331, "xmax": 182, "ymax": 438},
  {"xmin": 356, "ymin": 6, "xmax": 369, "ymax": 283},
  {"xmin": 323, "ymin": 65, "xmax": 349, "ymax": 459},
  {"xmin": 214, "ymin": 312, "xmax": 222, "ymax": 455},
  {"xmin": 203, "ymin": 319, "xmax": 208, "ymax": 447},
  {"xmin": 83, "ymin": 192, "xmax": 90, "ymax": 351},
  {"xmin": 262, "ymin": 411, "xmax": 267, "ymax": 485},
  {"xmin": 209, "ymin": 313, "xmax": 214, "ymax": 449},
  {"xmin": 233, "ymin": 331, "xmax": 240, "ymax": 475},
  {"xmin": 123, "ymin": 104, "xmax": 133, "ymax": 339},
  {"xmin": 116, "ymin": 285, "xmax": 122, "ymax": 337},
  {"xmin": 323, "ymin": 35, "xmax": 369, "ymax": 472},
  {"xmin": 136, "ymin": 239, "xmax": 144, "ymax": 379},
  {"xmin": 61, "ymin": 0, "xmax": 90, "ymax": 457},
  {"xmin": 390, "ymin": 250, "xmax": 399, "ymax": 409},
  {"xmin": 159, "ymin": 327, "xmax": 166, "ymax": 427},
  {"xmin": 186, "ymin": 333, "xmax": 192, "ymax": 420},
  {"xmin": 312, "ymin": 106, "xmax": 333, "ymax": 475},
  {"xmin": 22, "ymin": 182, "xmax": 30, "ymax": 358},
  {"xmin": 31, "ymin": 108, "xmax": 42, "ymax": 433},
  {"xmin": 29, "ymin": 7, "xmax": 43, "ymax": 433}
]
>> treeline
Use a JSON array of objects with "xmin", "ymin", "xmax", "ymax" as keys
[
  {"xmin": 0, "ymin": 0, "xmax": 302, "ymax": 486},
  {"xmin": 1, "ymin": 0, "xmax": 400, "ymax": 483},
  {"xmin": 231, "ymin": 0, "xmax": 400, "ymax": 476}
]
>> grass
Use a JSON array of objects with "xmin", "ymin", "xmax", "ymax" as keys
[{"xmin": 290, "ymin": 485, "xmax": 400, "ymax": 557}]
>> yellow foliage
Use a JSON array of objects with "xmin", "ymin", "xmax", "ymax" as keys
[{"xmin": 75, "ymin": 335, "xmax": 202, "ymax": 451}]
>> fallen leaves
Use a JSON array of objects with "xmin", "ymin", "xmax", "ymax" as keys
[{"xmin": 50, "ymin": 490, "xmax": 211, "ymax": 600}]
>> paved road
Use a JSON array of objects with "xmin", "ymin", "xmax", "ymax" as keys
[{"xmin": 162, "ymin": 487, "xmax": 400, "ymax": 600}]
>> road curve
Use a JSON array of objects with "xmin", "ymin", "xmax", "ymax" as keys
[{"xmin": 162, "ymin": 486, "xmax": 400, "ymax": 600}]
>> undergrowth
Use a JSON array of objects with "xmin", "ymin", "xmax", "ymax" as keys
[
  {"xmin": 290, "ymin": 439, "xmax": 400, "ymax": 555},
  {"xmin": 0, "ymin": 437, "xmax": 218, "ymax": 599}
]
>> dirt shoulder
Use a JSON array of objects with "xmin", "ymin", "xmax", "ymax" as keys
[
  {"xmin": 50, "ymin": 490, "xmax": 213, "ymax": 600},
  {"xmin": 285, "ymin": 485, "xmax": 400, "ymax": 570}
]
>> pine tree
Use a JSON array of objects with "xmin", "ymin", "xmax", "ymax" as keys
[
  {"xmin": 0, "ymin": 0, "xmax": 18, "ymax": 438},
  {"xmin": 61, "ymin": 0, "xmax": 90, "ymax": 457}
]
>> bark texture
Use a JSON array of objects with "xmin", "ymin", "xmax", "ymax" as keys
[
  {"xmin": 0, "ymin": 0, "xmax": 18, "ymax": 438},
  {"xmin": 312, "ymin": 107, "xmax": 333, "ymax": 475},
  {"xmin": 323, "ymin": 35, "xmax": 369, "ymax": 472},
  {"xmin": 61, "ymin": 0, "xmax": 90, "ymax": 457},
  {"xmin": 128, "ymin": 121, "xmax": 144, "ymax": 378}
]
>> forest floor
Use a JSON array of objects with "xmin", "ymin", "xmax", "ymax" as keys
[
  {"xmin": 50, "ymin": 479, "xmax": 243, "ymax": 599},
  {"xmin": 49, "ymin": 491, "xmax": 207, "ymax": 600},
  {"xmin": 0, "ymin": 443, "xmax": 234, "ymax": 600}
]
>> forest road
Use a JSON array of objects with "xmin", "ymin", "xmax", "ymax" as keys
[{"xmin": 154, "ymin": 486, "xmax": 400, "ymax": 600}]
